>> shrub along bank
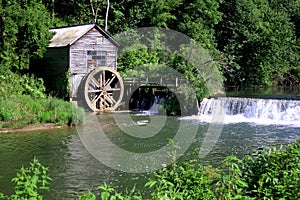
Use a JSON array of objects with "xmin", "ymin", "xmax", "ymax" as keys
[
  {"xmin": 0, "ymin": 139, "xmax": 299, "ymax": 200},
  {"xmin": 0, "ymin": 95, "xmax": 85, "ymax": 129},
  {"xmin": 0, "ymin": 71, "xmax": 85, "ymax": 129}
]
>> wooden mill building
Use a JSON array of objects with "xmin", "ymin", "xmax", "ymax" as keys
[{"xmin": 31, "ymin": 23, "xmax": 119, "ymax": 100}]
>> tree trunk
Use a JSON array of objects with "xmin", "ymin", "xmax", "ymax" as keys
[{"xmin": 105, "ymin": 0, "xmax": 110, "ymax": 31}]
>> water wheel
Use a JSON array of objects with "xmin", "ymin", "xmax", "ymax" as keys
[{"xmin": 83, "ymin": 67, "xmax": 124, "ymax": 111}]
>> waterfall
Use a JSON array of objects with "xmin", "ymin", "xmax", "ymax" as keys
[
  {"xmin": 137, "ymin": 95, "xmax": 166, "ymax": 115},
  {"xmin": 184, "ymin": 97, "xmax": 300, "ymax": 126},
  {"xmin": 146, "ymin": 96, "xmax": 160, "ymax": 114}
]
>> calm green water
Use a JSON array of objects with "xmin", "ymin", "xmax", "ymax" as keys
[
  {"xmin": 0, "ymin": 113, "xmax": 299, "ymax": 199},
  {"xmin": 226, "ymin": 86, "xmax": 300, "ymax": 99}
]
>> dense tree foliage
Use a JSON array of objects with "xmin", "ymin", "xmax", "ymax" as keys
[
  {"xmin": 40, "ymin": 0, "xmax": 299, "ymax": 88},
  {"xmin": 1, "ymin": 0, "xmax": 299, "ymax": 93},
  {"xmin": 217, "ymin": 0, "xmax": 300, "ymax": 87},
  {"xmin": 0, "ymin": 0, "xmax": 52, "ymax": 71}
]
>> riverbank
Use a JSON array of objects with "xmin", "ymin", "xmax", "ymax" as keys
[
  {"xmin": 0, "ymin": 95, "xmax": 86, "ymax": 131},
  {"xmin": 0, "ymin": 123, "xmax": 67, "ymax": 133}
]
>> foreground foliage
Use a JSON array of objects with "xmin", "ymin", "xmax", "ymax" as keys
[
  {"xmin": 78, "ymin": 139, "xmax": 300, "ymax": 200},
  {"xmin": 1, "ymin": 140, "xmax": 299, "ymax": 199},
  {"xmin": 0, "ymin": 158, "xmax": 51, "ymax": 200},
  {"xmin": 243, "ymin": 143, "xmax": 300, "ymax": 199}
]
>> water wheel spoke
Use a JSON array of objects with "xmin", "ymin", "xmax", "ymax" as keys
[
  {"xmin": 91, "ymin": 92, "xmax": 103, "ymax": 105},
  {"xmin": 90, "ymin": 76, "xmax": 100, "ymax": 88},
  {"xmin": 106, "ymin": 88, "xmax": 121, "ymax": 91},
  {"xmin": 90, "ymin": 94, "xmax": 98, "ymax": 104},
  {"xmin": 104, "ymin": 78, "xmax": 112, "ymax": 89},
  {"xmin": 88, "ymin": 89, "xmax": 102, "ymax": 93},
  {"xmin": 105, "ymin": 75, "xmax": 116, "ymax": 87},
  {"xmin": 102, "ymin": 97, "xmax": 111, "ymax": 107},
  {"xmin": 99, "ymin": 98, "xmax": 104, "ymax": 107},
  {"xmin": 105, "ymin": 94, "xmax": 117, "ymax": 104},
  {"xmin": 92, "ymin": 97, "xmax": 98, "ymax": 108}
]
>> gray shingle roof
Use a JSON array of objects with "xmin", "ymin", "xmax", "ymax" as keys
[{"xmin": 48, "ymin": 23, "xmax": 119, "ymax": 47}]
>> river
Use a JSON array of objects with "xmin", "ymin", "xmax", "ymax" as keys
[{"xmin": 0, "ymin": 96, "xmax": 299, "ymax": 199}]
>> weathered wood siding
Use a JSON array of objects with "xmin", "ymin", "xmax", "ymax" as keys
[{"xmin": 70, "ymin": 28, "xmax": 118, "ymax": 98}]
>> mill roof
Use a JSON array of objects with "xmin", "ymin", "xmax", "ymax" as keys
[{"xmin": 48, "ymin": 23, "xmax": 119, "ymax": 47}]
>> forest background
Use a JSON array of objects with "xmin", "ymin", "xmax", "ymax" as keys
[{"xmin": 0, "ymin": 0, "xmax": 299, "ymax": 126}]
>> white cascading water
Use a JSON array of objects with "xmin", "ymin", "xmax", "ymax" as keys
[
  {"xmin": 139, "ymin": 96, "xmax": 165, "ymax": 115},
  {"xmin": 185, "ymin": 97, "xmax": 300, "ymax": 126}
]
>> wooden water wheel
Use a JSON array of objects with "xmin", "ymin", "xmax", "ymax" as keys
[{"xmin": 83, "ymin": 67, "xmax": 124, "ymax": 111}]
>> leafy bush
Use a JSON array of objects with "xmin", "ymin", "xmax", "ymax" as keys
[
  {"xmin": 0, "ymin": 158, "xmax": 51, "ymax": 200},
  {"xmin": 0, "ymin": 71, "xmax": 46, "ymax": 99},
  {"xmin": 0, "ymin": 94, "xmax": 85, "ymax": 128},
  {"xmin": 0, "ymin": 69, "xmax": 85, "ymax": 128},
  {"xmin": 242, "ymin": 140, "xmax": 300, "ymax": 199},
  {"xmin": 145, "ymin": 160, "xmax": 217, "ymax": 200},
  {"xmin": 76, "ymin": 139, "xmax": 300, "ymax": 200},
  {"xmin": 0, "ymin": 94, "xmax": 42, "ymax": 122},
  {"xmin": 40, "ymin": 97, "xmax": 82, "ymax": 125},
  {"xmin": 213, "ymin": 156, "xmax": 253, "ymax": 200}
]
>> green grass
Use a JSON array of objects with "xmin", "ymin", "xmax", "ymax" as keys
[
  {"xmin": 0, "ymin": 70, "xmax": 85, "ymax": 129},
  {"xmin": 0, "ymin": 94, "xmax": 85, "ymax": 128}
]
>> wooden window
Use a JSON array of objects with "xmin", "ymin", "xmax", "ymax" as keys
[{"xmin": 87, "ymin": 50, "xmax": 107, "ymax": 68}]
